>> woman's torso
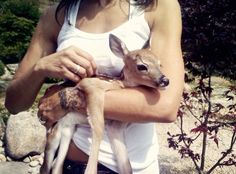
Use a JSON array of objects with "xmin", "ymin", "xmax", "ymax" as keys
[
  {"xmin": 56, "ymin": 0, "xmax": 159, "ymax": 173},
  {"xmin": 57, "ymin": 0, "xmax": 151, "ymax": 76}
]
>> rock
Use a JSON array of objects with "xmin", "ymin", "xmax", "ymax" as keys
[
  {"xmin": 28, "ymin": 166, "xmax": 40, "ymax": 174},
  {"xmin": 23, "ymin": 157, "xmax": 31, "ymax": 163},
  {"xmin": 0, "ymin": 80, "xmax": 7, "ymax": 92},
  {"xmin": 39, "ymin": 0, "xmax": 57, "ymax": 11},
  {"xmin": 29, "ymin": 160, "xmax": 39, "ymax": 167},
  {"xmin": 38, "ymin": 156, "xmax": 44, "ymax": 165},
  {"xmin": 0, "ymin": 154, "xmax": 6, "ymax": 162},
  {"xmin": 6, "ymin": 156, "xmax": 12, "ymax": 161},
  {"xmin": 0, "ymin": 162, "xmax": 29, "ymax": 174},
  {"xmin": 5, "ymin": 111, "xmax": 47, "ymax": 159},
  {"xmin": 0, "ymin": 64, "xmax": 18, "ymax": 81},
  {"xmin": 30, "ymin": 154, "xmax": 42, "ymax": 161},
  {"xmin": 0, "ymin": 140, "xmax": 3, "ymax": 147},
  {"xmin": 0, "ymin": 147, "xmax": 4, "ymax": 154}
]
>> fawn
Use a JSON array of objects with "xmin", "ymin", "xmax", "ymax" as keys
[{"xmin": 40, "ymin": 34, "xmax": 169, "ymax": 174}]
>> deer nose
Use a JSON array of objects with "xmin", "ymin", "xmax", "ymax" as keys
[{"xmin": 159, "ymin": 75, "xmax": 169, "ymax": 87}]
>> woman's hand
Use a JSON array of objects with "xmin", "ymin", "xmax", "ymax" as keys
[
  {"xmin": 35, "ymin": 46, "xmax": 97, "ymax": 83},
  {"xmin": 38, "ymin": 84, "xmax": 86, "ymax": 128}
]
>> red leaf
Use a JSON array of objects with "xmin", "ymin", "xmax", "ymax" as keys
[
  {"xmin": 210, "ymin": 135, "xmax": 219, "ymax": 148},
  {"xmin": 191, "ymin": 124, "xmax": 208, "ymax": 133}
]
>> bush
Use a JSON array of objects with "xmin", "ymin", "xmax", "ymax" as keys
[
  {"xmin": 169, "ymin": 2, "xmax": 236, "ymax": 172},
  {"xmin": 0, "ymin": 0, "xmax": 40, "ymax": 64},
  {"xmin": 0, "ymin": 60, "xmax": 5, "ymax": 76},
  {"xmin": 0, "ymin": 13, "xmax": 35, "ymax": 64},
  {"xmin": 0, "ymin": 103, "xmax": 10, "ymax": 125},
  {"xmin": 180, "ymin": 0, "xmax": 236, "ymax": 79},
  {"xmin": 0, "ymin": 0, "xmax": 40, "ymax": 24}
]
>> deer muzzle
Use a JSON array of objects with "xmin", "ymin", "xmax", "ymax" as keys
[{"xmin": 158, "ymin": 75, "xmax": 169, "ymax": 87}]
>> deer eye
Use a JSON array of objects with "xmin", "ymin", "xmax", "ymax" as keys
[{"xmin": 137, "ymin": 64, "xmax": 148, "ymax": 71}]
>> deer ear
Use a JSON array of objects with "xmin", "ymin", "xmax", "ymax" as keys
[{"xmin": 109, "ymin": 34, "xmax": 129, "ymax": 58}]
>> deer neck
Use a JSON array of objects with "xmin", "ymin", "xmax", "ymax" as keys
[{"xmin": 122, "ymin": 68, "xmax": 139, "ymax": 87}]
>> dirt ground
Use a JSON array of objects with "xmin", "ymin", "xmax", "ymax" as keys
[
  {"xmin": 157, "ymin": 118, "xmax": 235, "ymax": 174},
  {"xmin": 157, "ymin": 76, "xmax": 236, "ymax": 174}
]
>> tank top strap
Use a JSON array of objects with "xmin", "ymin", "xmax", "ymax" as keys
[
  {"xmin": 67, "ymin": 0, "xmax": 82, "ymax": 26},
  {"xmin": 129, "ymin": 0, "xmax": 145, "ymax": 20}
]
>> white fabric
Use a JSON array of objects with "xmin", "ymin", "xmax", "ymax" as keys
[{"xmin": 56, "ymin": 0, "xmax": 159, "ymax": 173}]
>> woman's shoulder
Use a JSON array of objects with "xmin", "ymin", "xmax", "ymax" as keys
[
  {"xmin": 156, "ymin": 0, "xmax": 181, "ymax": 13},
  {"xmin": 145, "ymin": 0, "xmax": 181, "ymax": 29},
  {"xmin": 37, "ymin": 4, "xmax": 65, "ymax": 42}
]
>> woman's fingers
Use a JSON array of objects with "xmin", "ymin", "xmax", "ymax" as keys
[
  {"xmin": 60, "ymin": 58, "xmax": 86, "ymax": 79},
  {"xmin": 60, "ymin": 66, "xmax": 81, "ymax": 82},
  {"xmin": 64, "ymin": 46, "xmax": 97, "ymax": 77},
  {"xmin": 36, "ymin": 46, "xmax": 97, "ymax": 81},
  {"xmin": 72, "ymin": 46, "xmax": 97, "ymax": 70},
  {"xmin": 72, "ymin": 56, "xmax": 94, "ymax": 77}
]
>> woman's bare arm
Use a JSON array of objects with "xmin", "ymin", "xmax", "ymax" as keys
[
  {"xmin": 38, "ymin": 0, "xmax": 184, "ymax": 123},
  {"xmin": 5, "ymin": 6, "xmax": 96, "ymax": 114},
  {"xmin": 103, "ymin": 0, "xmax": 184, "ymax": 122},
  {"xmin": 5, "ymin": 6, "xmax": 59, "ymax": 114}
]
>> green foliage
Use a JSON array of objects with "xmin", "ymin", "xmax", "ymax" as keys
[
  {"xmin": 44, "ymin": 77, "xmax": 63, "ymax": 84},
  {"xmin": 0, "ymin": 60, "xmax": 5, "ymax": 76},
  {"xmin": 0, "ymin": 103, "xmax": 10, "ymax": 125},
  {"xmin": 180, "ymin": 0, "xmax": 235, "ymax": 79},
  {"xmin": 0, "ymin": 0, "xmax": 40, "ymax": 24},
  {"xmin": 0, "ymin": 0, "xmax": 40, "ymax": 64},
  {"xmin": 0, "ymin": 13, "xmax": 35, "ymax": 64}
]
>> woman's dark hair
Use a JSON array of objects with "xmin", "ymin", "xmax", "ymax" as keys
[{"xmin": 55, "ymin": 0, "xmax": 155, "ymax": 25}]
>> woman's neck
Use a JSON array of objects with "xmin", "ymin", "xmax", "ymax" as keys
[
  {"xmin": 77, "ymin": 0, "xmax": 130, "ymax": 33},
  {"xmin": 99, "ymin": 0, "xmax": 114, "ymax": 7},
  {"xmin": 86, "ymin": 0, "xmax": 115, "ymax": 7}
]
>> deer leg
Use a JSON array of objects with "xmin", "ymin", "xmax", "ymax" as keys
[
  {"xmin": 40, "ymin": 123, "xmax": 62, "ymax": 174},
  {"xmin": 51, "ymin": 125, "xmax": 76, "ymax": 174},
  {"xmin": 84, "ymin": 90, "xmax": 105, "ymax": 174},
  {"xmin": 107, "ymin": 121, "xmax": 132, "ymax": 174},
  {"xmin": 77, "ymin": 78, "xmax": 123, "ymax": 174}
]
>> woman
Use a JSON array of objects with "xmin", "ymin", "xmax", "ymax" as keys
[{"xmin": 5, "ymin": 0, "xmax": 184, "ymax": 173}]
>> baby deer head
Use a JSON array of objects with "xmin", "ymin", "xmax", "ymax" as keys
[{"xmin": 109, "ymin": 34, "xmax": 169, "ymax": 88}]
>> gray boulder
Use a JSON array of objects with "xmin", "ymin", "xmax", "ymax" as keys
[
  {"xmin": 0, "ymin": 80, "xmax": 8, "ymax": 92},
  {"xmin": 0, "ymin": 162, "xmax": 29, "ymax": 174},
  {"xmin": 5, "ymin": 111, "xmax": 46, "ymax": 159}
]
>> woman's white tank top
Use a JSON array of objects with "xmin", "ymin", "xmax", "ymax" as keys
[{"xmin": 57, "ymin": 1, "xmax": 159, "ymax": 173}]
